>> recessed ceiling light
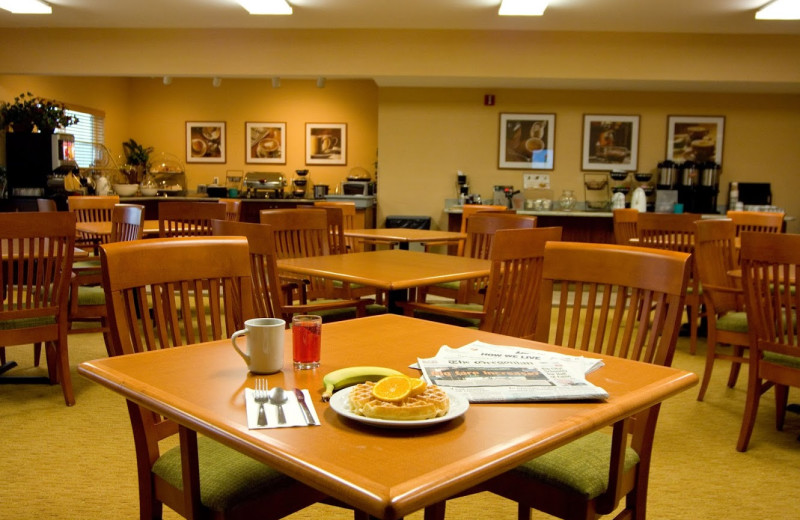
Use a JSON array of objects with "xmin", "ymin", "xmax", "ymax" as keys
[
  {"xmin": 0, "ymin": 0, "xmax": 51, "ymax": 14},
  {"xmin": 498, "ymin": 0, "xmax": 549, "ymax": 16},
  {"xmin": 756, "ymin": 0, "xmax": 800, "ymax": 20},
  {"xmin": 237, "ymin": 0, "xmax": 292, "ymax": 15}
]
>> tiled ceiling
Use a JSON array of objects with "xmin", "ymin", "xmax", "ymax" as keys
[{"xmin": 1, "ymin": 0, "xmax": 799, "ymax": 34}]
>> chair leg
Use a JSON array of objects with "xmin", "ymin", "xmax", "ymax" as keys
[
  {"xmin": 737, "ymin": 374, "xmax": 762, "ymax": 452},
  {"xmin": 54, "ymin": 339, "xmax": 75, "ymax": 406},
  {"xmin": 517, "ymin": 503, "xmax": 532, "ymax": 520},
  {"xmin": 727, "ymin": 345, "xmax": 745, "ymax": 388},
  {"xmin": 0, "ymin": 346, "xmax": 5, "ymax": 365},
  {"xmin": 775, "ymin": 384, "xmax": 789, "ymax": 431},
  {"xmin": 33, "ymin": 342, "xmax": 42, "ymax": 367},
  {"xmin": 697, "ymin": 328, "xmax": 717, "ymax": 401},
  {"xmin": 688, "ymin": 304, "xmax": 699, "ymax": 355}
]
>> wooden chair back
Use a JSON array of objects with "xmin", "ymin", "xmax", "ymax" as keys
[
  {"xmin": 211, "ymin": 219, "xmax": 369, "ymax": 323},
  {"xmin": 612, "ymin": 208, "xmax": 639, "ymax": 245},
  {"xmin": 36, "ymin": 198, "xmax": 58, "ymax": 212},
  {"xmin": 694, "ymin": 218, "xmax": 749, "ymax": 402},
  {"xmin": 636, "ymin": 212, "xmax": 703, "ymax": 354},
  {"xmin": 738, "ymin": 231, "xmax": 800, "ymax": 451},
  {"xmin": 218, "ymin": 198, "xmax": 242, "ymax": 221},
  {"xmin": 726, "ymin": 210, "xmax": 783, "ymax": 236},
  {"xmin": 0, "ymin": 212, "xmax": 76, "ymax": 405},
  {"xmin": 100, "ymin": 236, "xmax": 254, "ymax": 355},
  {"xmin": 259, "ymin": 208, "xmax": 330, "ymax": 259},
  {"xmin": 463, "ymin": 213, "xmax": 537, "ymax": 260},
  {"xmin": 481, "ymin": 227, "xmax": 562, "ymax": 338},
  {"xmin": 110, "ymin": 203, "xmax": 145, "ymax": 243},
  {"xmin": 259, "ymin": 208, "xmax": 333, "ymax": 301},
  {"xmin": 158, "ymin": 201, "xmax": 226, "ymax": 237},
  {"xmin": 68, "ymin": 195, "xmax": 120, "ymax": 248},
  {"xmin": 315, "ymin": 201, "xmax": 357, "ymax": 252},
  {"xmin": 314, "ymin": 205, "xmax": 349, "ymax": 255},
  {"xmin": 458, "ymin": 204, "xmax": 512, "ymax": 255},
  {"xmin": 532, "ymin": 241, "xmax": 689, "ymax": 517}
]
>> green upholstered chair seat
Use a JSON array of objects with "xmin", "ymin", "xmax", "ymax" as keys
[
  {"xmin": 152, "ymin": 436, "xmax": 293, "ymax": 512},
  {"xmin": 511, "ymin": 431, "xmax": 640, "ymax": 499},
  {"xmin": 686, "ymin": 285, "xmax": 702, "ymax": 296},
  {"xmin": 331, "ymin": 280, "xmax": 369, "ymax": 290},
  {"xmin": 412, "ymin": 302, "xmax": 482, "ymax": 329},
  {"xmin": 764, "ymin": 351, "xmax": 800, "ymax": 370},
  {"xmin": 716, "ymin": 311, "xmax": 748, "ymax": 333},
  {"xmin": 72, "ymin": 259, "xmax": 102, "ymax": 270},
  {"xmin": 0, "ymin": 305, "xmax": 56, "ymax": 330},
  {"xmin": 77, "ymin": 285, "xmax": 106, "ymax": 306},
  {"xmin": 431, "ymin": 280, "xmax": 461, "ymax": 291}
]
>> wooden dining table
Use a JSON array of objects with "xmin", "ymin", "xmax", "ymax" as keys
[
  {"xmin": 75, "ymin": 219, "xmax": 161, "ymax": 237},
  {"xmin": 345, "ymin": 228, "xmax": 466, "ymax": 250},
  {"xmin": 77, "ymin": 314, "xmax": 697, "ymax": 520},
  {"xmin": 277, "ymin": 249, "xmax": 490, "ymax": 313}
]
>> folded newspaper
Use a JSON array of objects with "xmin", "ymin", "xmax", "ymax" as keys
[{"xmin": 417, "ymin": 341, "xmax": 609, "ymax": 403}]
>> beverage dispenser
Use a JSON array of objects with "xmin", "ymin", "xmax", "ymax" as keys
[{"xmin": 675, "ymin": 160, "xmax": 721, "ymax": 214}]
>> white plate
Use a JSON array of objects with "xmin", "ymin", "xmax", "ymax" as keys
[{"xmin": 329, "ymin": 386, "xmax": 469, "ymax": 429}]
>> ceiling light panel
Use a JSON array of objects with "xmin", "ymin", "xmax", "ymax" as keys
[
  {"xmin": 756, "ymin": 0, "xmax": 800, "ymax": 20},
  {"xmin": 237, "ymin": 0, "xmax": 292, "ymax": 15},
  {"xmin": 0, "ymin": 0, "xmax": 51, "ymax": 14},
  {"xmin": 498, "ymin": 0, "xmax": 549, "ymax": 16}
]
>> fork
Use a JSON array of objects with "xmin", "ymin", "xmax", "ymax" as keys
[{"xmin": 253, "ymin": 378, "xmax": 270, "ymax": 427}]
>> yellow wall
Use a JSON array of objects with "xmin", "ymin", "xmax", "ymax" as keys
[
  {"xmin": 378, "ymin": 88, "xmax": 800, "ymax": 231},
  {"xmin": 0, "ymin": 76, "xmax": 379, "ymax": 191}
]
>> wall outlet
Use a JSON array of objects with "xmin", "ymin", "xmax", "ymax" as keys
[{"xmin": 523, "ymin": 174, "xmax": 550, "ymax": 189}]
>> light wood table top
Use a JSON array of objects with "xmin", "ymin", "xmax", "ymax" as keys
[
  {"xmin": 277, "ymin": 249, "xmax": 489, "ymax": 291},
  {"xmin": 76, "ymin": 219, "xmax": 160, "ymax": 237},
  {"xmin": 78, "ymin": 314, "xmax": 697, "ymax": 519},
  {"xmin": 345, "ymin": 228, "xmax": 466, "ymax": 249}
]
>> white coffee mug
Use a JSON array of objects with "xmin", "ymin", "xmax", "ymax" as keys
[{"xmin": 231, "ymin": 318, "xmax": 285, "ymax": 374}]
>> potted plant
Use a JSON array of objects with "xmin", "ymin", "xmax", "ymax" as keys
[
  {"xmin": 0, "ymin": 92, "xmax": 79, "ymax": 133},
  {"xmin": 121, "ymin": 138, "xmax": 154, "ymax": 184}
]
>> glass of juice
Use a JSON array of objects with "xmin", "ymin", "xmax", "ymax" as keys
[{"xmin": 292, "ymin": 315, "xmax": 322, "ymax": 369}]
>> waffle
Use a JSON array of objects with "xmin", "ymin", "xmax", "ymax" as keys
[{"xmin": 348, "ymin": 381, "xmax": 450, "ymax": 421}]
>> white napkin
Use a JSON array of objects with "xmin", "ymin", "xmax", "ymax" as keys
[{"xmin": 244, "ymin": 388, "xmax": 320, "ymax": 429}]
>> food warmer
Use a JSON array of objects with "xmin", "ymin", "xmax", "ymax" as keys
[
  {"xmin": 149, "ymin": 152, "xmax": 187, "ymax": 196},
  {"xmin": 243, "ymin": 172, "xmax": 287, "ymax": 199}
]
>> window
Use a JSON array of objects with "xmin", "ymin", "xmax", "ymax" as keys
[{"xmin": 57, "ymin": 106, "xmax": 105, "ymax": 168}]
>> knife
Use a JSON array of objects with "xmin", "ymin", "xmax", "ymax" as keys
[{"xmin": 294, "ymin": 389, "xmax": 317, "ymax": 425}]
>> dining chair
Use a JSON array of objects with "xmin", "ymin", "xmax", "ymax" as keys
[
  {"xmin": 259, "ymin": 208, "xmax": 336, "ymax": 303},
  {"xmin": 612, "ymin": 208, "xmax": 639, "ymax": 245},
  {"xmin": 636, "ymin": 212, "xmax": 704, "ymax": 355},
  {"xmin": 426, "ymin": 241, "xmax": 690, "ymax": 520},
  {"xmin": 402, "ymin": 227, "xmax": 561, "ymax": 339},
  {"xmin": 158, "ymin": 201, "xmax": 226, "ymax": 237},
  {"xmin": 314, "ymin": 201, "xmax": 357, "ymax": 252},
  {"xmin": 726, "ymin": 210, "xmax": 784, "ymax": 236},
  {"xmin": 67, "ymin": 204, "xmax": 145, "ymax": 353},
  {"xmin": 99, "ymin": 235, "xmax": 345, "ymax": 520},
  {"xmin": 694, "ymin": 219, "xmax": 749, "ymax": 402},
  {"xmin": 36, "ymin": 198, "xmax": 58, "ymax": 212},
  {"xmin": 314, "ymin": 204, "xmax": 349, "ymax": 255},
  {"xmin": 0, "ymin": 212, "xmax": 77, "ymax": 405},
  {"xmin": 422, "ymin": 212, "xmax": 537, "ymax": 304},
  {"xmin": 211, "ymin": 219, "xmax": 381, "ymax": 324},
  {"xmin": 68, "ymin": 195, "xmax": 120, "ymax": 253},
  {"xmin": 218, "ymin": 198, "xmax": 242, "ymax": 221},
  {"xmin": 737, "ymin": 231, "xmax": 800, "ymax": 452}
]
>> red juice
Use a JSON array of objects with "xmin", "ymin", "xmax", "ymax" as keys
[{"xmin": 292, "ymin": 317, "xmax": 321, "ymax": 369}]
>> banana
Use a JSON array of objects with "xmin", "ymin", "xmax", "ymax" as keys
[{"xmin": 321, "ymin": 366, "xmax": 405, "ymax": 401}]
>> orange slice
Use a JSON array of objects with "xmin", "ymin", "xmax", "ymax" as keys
[
  {"xmin": 371, "ymin": 376, "xmax": 412, "ymax": 402},
  {"xmin": 407, "ymin": 377, "xmax": 427, "ymax": 397}
]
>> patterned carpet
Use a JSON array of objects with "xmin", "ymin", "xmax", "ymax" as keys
[{"xmin": 1, "ymin": 326, "xmax": 798, "ymax": 519}]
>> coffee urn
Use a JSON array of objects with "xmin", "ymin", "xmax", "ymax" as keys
[{"xmin": 676, "ymin": 160, "xmax": 721, "ymax": 214}]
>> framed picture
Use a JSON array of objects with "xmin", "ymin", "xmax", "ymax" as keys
[
  {"xmin": 666, "ymin": 115, "xmax": 725, "ymax": 164},
  {"xmin": 186, "ymin": 121, "xmax": 226, "ymax": 163},
  {"xmin": 498, "ymin": 113, "xmax": 555, "ymax": 170},
  {"xmin": 306, "ymin": 123, "xmax": 346, "ymax": 165},
  {"xmin": 582, "ymin": 114, "xmax": 640, "ymax": 171},
  {"xmin": 245, "ymin": 122, "xmax": 286, "ymax": 164}
]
